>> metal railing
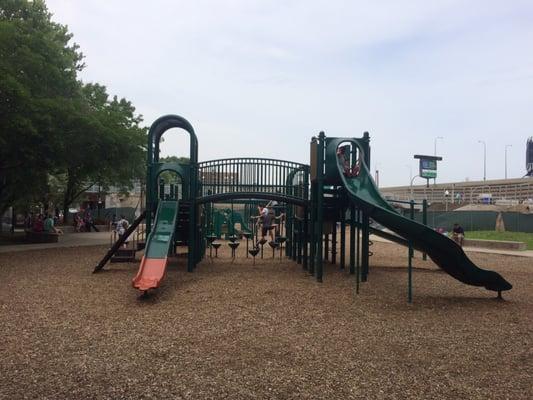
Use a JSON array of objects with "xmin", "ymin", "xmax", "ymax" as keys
[
  {"xmin": 109, "ymin": 223, "xmax": 146, "ymax": 250},
  {"xmin": 198, "ymin": 158, "xmax": 310, "ymax": 203}
]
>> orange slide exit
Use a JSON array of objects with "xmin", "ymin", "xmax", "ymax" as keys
[{"xmin": 132, "ymin": 257, "xmax": 168, "ymax": 292}]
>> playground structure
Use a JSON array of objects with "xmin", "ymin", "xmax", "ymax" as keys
[{"xmin": 95, "ymin": 115, "xmax": 512, "ymax": 299}]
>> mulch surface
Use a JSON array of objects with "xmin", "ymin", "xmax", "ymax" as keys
[{"xmin": 0, "ymin": 241, "xmax": 531, "ymax": 399}]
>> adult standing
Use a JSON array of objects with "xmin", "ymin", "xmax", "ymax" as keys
[{"xmin": 84, "ymin": 210, "xmax": 99, "ymax": 232}]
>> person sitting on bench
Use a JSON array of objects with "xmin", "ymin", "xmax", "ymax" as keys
[
  {"xmin": 452, "ymin": 223, "xmax": 465, "ymax": 247},
  {"xmin": 43, "ymin": 214, "xmax": 63, "ymax": 235}
]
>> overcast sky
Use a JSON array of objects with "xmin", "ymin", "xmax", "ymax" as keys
[{"xmin": 46, "ymin": 0, "xmax": 533, "ymax": 187}]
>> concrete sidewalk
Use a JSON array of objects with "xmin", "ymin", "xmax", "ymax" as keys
[{"xmin": 0, "ymin": 231, "xmax": 111, "ymax": 253}]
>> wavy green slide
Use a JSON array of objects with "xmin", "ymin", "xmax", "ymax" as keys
[{"xmin": 331, "ymin": 138, "xmax": 512, "ymax": 293}]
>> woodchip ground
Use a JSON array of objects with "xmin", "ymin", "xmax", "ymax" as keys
[{"xmin": 0, "ymin": 241, "xmax": 531, "ymax": 399}]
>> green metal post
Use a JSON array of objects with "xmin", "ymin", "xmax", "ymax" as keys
[
  {"xmin": 159, "ymin": 178, "xmax": 165, "ymax": 200},
  {"xmin": 349, "ymin": 204, "xmax": 355, "ymax": 275},
  {"xmin": 422, "ymin": 199, "xmax": 427, "ymax": 261},
  {"xmin": 331, "ymin": 222, "xmax": 337, "ymax": 265},
  {"xmin": 361, "ymin": 211, "xmax": 370, "ymax": 282},
  {"xmin": 340, "ymin": 207, "xmax": 346, "ymax": 270},
  {"xmin": 324, "ymin": 232, "xmax": 329, "ymax": 262},
  {"xmin": 146, "ymin": 164, "xmax": 153, "ymax": 235},
  {"xmin": 303, "ymin": 207, "xmax": 309, "ymax": 270},
  {"xmin": 303, "ymin": 170, "xmax": 309, "ymax": 271},
  {"xmin": 309, "ymin": 180, "xmax": 316, "ymax": 275},
  {"xmin": 287, "ymin": 205, "xmax": 293, "ymax": 259},
  {"xmin": 408, "ymin": 200, "xmax": 414, "ymax": 303},
  {"xmin": 316, "ymin": 132, "xmax": 325, "ymax": 282},
  {"xmin": 356, "ymin": 209, "xmax": 361, "ymax": 284},
  {"xmin": 188, "ymin": 163, "xmax": 197, "ymax": 272},
  {"xmin": 355, "ymin": 209, "xmax": 360, "ymax": 294},
  {"xmin": 231, "ymin": 201, "xmax": 234, "ymax": 236}
]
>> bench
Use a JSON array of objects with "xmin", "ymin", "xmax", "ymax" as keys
[
  {"xmin": 463, "ymin": 238, "xmax": 527, "ymax": 251},
  {"xmin": 24, "ymin": 230, "xmax": 60, "ymax": 243}
]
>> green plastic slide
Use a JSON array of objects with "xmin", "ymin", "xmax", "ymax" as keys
[
  {"xmin": 144, "ymin": 200, "xmax": 180, "ymax": 259},
  {"xmin": 331, "ymin": 138, "xmax": 512, "ymax": 293}
]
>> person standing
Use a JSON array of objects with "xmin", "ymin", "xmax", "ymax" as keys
[
  {"xmin": 257, "ymin": 204, "xmax": 275, "ymax": 242},
  {"xmin": 84, "ymin": 210, "xmax": 99, "ymax": 232},
  {"xmin": 115, "ymin": 215, "xmax": 130, "ymax": 247}
]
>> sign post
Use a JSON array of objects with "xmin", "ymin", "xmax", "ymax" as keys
[{"xmin": 414, "ymin": 155, "xmax": 443, "ymax": 187}]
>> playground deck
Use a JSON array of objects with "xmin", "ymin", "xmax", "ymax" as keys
[{"xmin": 0, "ymin": 242, "xmax": 531, "ymax": 399}]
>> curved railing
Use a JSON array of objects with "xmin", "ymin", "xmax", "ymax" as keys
[{"xmin": 197, "ymin": 158, "xmax": 310, "ymax": 204}]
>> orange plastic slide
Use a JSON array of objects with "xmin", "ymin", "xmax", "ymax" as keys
[{"xmin": 132, "ymin": 257, "xmax": 168, "ymax": 292}]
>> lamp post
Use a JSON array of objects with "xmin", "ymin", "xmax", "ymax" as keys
[
  {"xmin": 505, "ymin": 144, "xmax": 512, "ymax": 179},
  {"xmin": 405, "ymin": 164, "xmax": 413, "ymax": 182},
  {"xmin": 433, "ymin": 137, "xmax": 443, "ymax": 184},
  {"xmin": 478, "ymin": 140, "xmax": 486, "ymax": 181},
  {"xmin": 434, "ymin": 136, "xmax": 444, "ymax": 156},
  {"xmin": 410, "ymin": 174, "xmax": 421, "ymax": 200}
]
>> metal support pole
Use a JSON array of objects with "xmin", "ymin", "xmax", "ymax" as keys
[
  {"xmin": 309, "ymin": 183, "xmax": 316, "ymax": 275},
  {"xmin": 324, "ymin": 232, "xmax": 329, "ymax": 262},
  {"xmin": 408, "ymin": 200, "xmax": 414, "ymax": 303},
  {"xmin": 331, "ymin": 223, "xmax": 337, "ymax": 265},
  {"xmin": 361, "ymin": 211, "xmax": 370, "ymax": 282},
  {"xmin": 303, "ymin": 208, "xmax": 308, "ymax": 270},
  {"xmin": 316, "ymin": 132, "xmax": 325, "ymax": 282},
  {"xmin": 356, "ymin": 209, "xmax": 360, "ymax": 279},
  {"xmin": 422, "ymin": 199, "xmax": 427, "ymax": 261},
  {"xmin": 355, "ymin": 209, "xmax": 360, "ymax": 294},
  {"xmin": 349, "ymin": 204, "xmax": 355, "ymax": 275},
  {"xmin": 340, "ymin": 208, "xmax": 346, "ymax": 270}
]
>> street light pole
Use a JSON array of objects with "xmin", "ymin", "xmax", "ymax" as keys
[
  {"xmin": 478, "ymin": 140, "xmax": 486, "ymax": 181},
  {"xmin": 505, "ymin": 144, "xmax": 512, "ymax": 179},
  {"xmin": 410, "ymin": 174, "xmax": 421, "ymax": 200},
  {"xmin": 434, "ymin": 136, "xmax": 444, "ymax": 156},
  {"xmin": 433, "ymin": 137, "xmax": 443, "ymax": 185},
  {"xmin": 405, "ymin": 164, "xmax": 413, "ymax": 187}
]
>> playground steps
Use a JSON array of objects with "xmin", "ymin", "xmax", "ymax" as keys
[
  {"xmin": 110, "ymin": 248, "xmax": 137, "ymax": 263},
  {"xmin": 136, "ymin": 241, "xmax": 146, "ymax": 250},
  {"xmin": 175, "ymin": 201, "xmax": 190, "ymax": 246}
]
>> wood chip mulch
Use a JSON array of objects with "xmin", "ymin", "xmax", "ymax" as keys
[{"xmin": 0, "ymin": 240, "xmax": 531, "ymax": 399}]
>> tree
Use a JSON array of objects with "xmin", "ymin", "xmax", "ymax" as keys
[
  {"xmin": 54, "ymin": 83, "xmax": 146, "ymax": 222},
  {"xmin": 158, "ymin": 156, "xmax": 189, "ymax": 184},
  {"xmin": 0, "ymin": 0, "xmax": 83, "ymax": 215},
  {"xmin": 0, "ymin": 1, "xmax": 147, "ymax": 222}
]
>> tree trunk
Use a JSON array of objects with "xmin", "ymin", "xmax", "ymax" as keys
[{"xmin": 62, "ymin": 171, "xmax": 76, "ymax": 224}]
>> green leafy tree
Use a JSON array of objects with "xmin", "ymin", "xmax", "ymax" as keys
[
  {"xmin": 0, "ymin": 1, "xmax": 147, "ymax": 222},
  {"xmin": 158, "ymin": 156, "xmax": 189, "ymax": 184},
  {"xmin": 54, "ymin": 83, "xmax": 146, "ymax": 222},
  {"xmin": 0, "ymin": 0, "xmax": 83, "ymax": 215}
]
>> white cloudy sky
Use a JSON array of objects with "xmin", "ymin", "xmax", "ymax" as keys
[{"xmin": 46, "ymin": 0, "xmax": 533, "ymax": 187}]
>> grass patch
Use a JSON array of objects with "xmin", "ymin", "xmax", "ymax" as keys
[{"xmin": 467, "ymin": 231, "xmax": 533, "ymax": 250}]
